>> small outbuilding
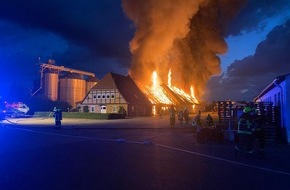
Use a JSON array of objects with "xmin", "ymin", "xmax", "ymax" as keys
[
  {"xmin": 80, "ymin": 72, "xmax": 152, "ymax": 117},
  {"xmin": 254, "ymin": 73, "xmax": 290, "ymax": 143}
]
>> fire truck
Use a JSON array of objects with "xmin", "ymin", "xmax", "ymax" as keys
[{"xmin": 1, "ymin": 101, "xmax": 30, "ymax": 118}]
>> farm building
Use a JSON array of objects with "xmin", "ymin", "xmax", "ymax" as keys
[{"xmin": 80, "ymin": 72, "xmax": 152, "ymax": 117}]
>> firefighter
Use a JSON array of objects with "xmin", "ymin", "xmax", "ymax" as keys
[
  {"xmin": 194, "ymin": 112, "xmax": 201, "ymax": 126},
  {"xmin": 53, "ymin": 107, "xmax": 62, "ymax": 128},
  {"xmin": 178, "ymin": 109, "xmax": 183, "ymax": 123},
  {"xmin": 235, "ymin": 106, "xmax": 256, "ymax": 153},
  {"xmin": 205, "ymin": 114, "xmax": 214, "ymax": 128},
  {"xmin": 183, "ymin": 107, "xmax": 189, "ymax": 124},
  {"xmin": 244, "ymin": 103, "xmax": 265, "ymax": 153},
  {"xmin": 169, "ymin": 105, "xmax": 176, "ymax": 127},
  {"xmin": 192, "ymin": 112, "xmax": 201, "ymax": 137},
  {"xmin": 248, "ymin": 105, "xmax": 266, "ymax": 155}
]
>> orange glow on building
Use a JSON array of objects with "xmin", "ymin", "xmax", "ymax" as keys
[{"xmin": 139, "ymin": 70, "xmax": 199, "ymax": 109}]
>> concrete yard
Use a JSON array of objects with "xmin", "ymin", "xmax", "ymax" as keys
[{"xmin": 0, "ymin": 116, "xmax": 290, "ymax": 190}]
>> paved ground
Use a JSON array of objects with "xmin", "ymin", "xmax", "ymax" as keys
[{"xmin": 0, "ymin": 116, "xmax": 290, "ymax": 190}]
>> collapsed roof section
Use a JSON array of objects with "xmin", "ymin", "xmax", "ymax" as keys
[{"xmin": 89, "ymin": 72, "xmax": 198, "ymax": 107}]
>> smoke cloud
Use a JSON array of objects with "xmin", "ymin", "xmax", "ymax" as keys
[{"xmin": 122, "ymin": 0, "xmax": 246, "ymax": 99}]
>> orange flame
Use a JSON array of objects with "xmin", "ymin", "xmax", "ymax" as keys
[
  {"xmin": 190, "ymin": 86, "xmax": 199, "ymax": 104},
  {"xmin": 140, "ymin": 70, "xmax": 199, "ymax": 108},
  {"xmin": 167, "ymin": 69, "xmax": 199, "ymax": 104},
  {"xmin": 144, "ymin": 71, "xmax": 173, "ymax": 104},
  {"xmin": 152, "ymin": 71, "xmax": 158, "ymax": 87},
  {"xmin": 168, "ymin": 68, "xmax": 172, "ymax": 87}
]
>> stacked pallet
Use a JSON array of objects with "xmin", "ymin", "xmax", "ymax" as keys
[
  {"xmin": 217, "ymin": 101, "xmax": 279, "ymax": 143},
  {"xmin": 217, "ymin": 101, "xmax": 238, "ymax": 130},
  {"xmin": 255, "ymin": 102, "xmax": 277, "ymax": 143}
]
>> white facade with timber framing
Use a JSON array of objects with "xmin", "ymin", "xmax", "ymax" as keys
[
  {"xmin": 82, "ymin": 88, "xmax": 126, "ymax": 113},
  {"xmin": 254, "ymin": 73, "xmax": 290, "ymax": 143},
  {"xmin": 80, "ymin": 72, "xmax": 152, "ymax": 117}
]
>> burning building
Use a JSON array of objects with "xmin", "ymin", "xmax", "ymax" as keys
[
  {"xmin": 137, "ymin": 70, "xmax": 199, "ymax": 115},
  {"xmin": 35, "ymin": 61, "xmax": 198, "ymax": 115},
  {"xmin": 34, "ymin": 1, "xmax": 246, "ymax": 114},
  {"xmin": 122, "ymin": 0, "xmax": 246, "ymax": 102},
  {"xmin": 81, "ymin": 71, "xmax": 198, "ymax": 116}
]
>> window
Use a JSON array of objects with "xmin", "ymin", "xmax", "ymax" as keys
[
  {"xmin": 106, "ymin": 93, "xmax": 110, "ymax": 99},
  {"xmin": 97, "ymin": 94, "xmax": 101, "ymax": 99},
  {"xmin": 102, "ymin": 94, "xmax": 106, "ymax": 99},
  {"xmin": 111, "ymin": 93, "xmax": 115, "ymax": 99},
  {"xmin": 93, "ymin": 95, "xmax": 97, "ymax": 100},
  {"xmin": 91, "ymin": 106, "xmax": 95, "ymax": 112}
]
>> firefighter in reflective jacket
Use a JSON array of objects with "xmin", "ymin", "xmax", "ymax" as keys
[
  {"xmin": 236, "ymin": 106, "xmax": 256, "ymax": 153},
  {"xmin": 53, "ymin": 107, "xmax": 62, "ymax": 128}
]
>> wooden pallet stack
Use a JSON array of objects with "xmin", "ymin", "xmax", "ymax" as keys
[
  {"xmin": 217, "ymin": 101, "xmax": 237, "ymax": 130},
  {"xmin": 217, "ymin": 101, "xmax": 280, "ymax": 143},
  {"xmin": 255, "ymin": 102, "xmax": 277, "ymax": 143}
]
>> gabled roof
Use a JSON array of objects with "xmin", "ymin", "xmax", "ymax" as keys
[
  {"xmin": 92, "ymin": 72, "xmax": 151, "ymax": 105},
  {"xmin": 254, "ymin": 73, "xmax": 290, "ymax": 101},
  {"xmin": 91, "ymin": 72, "xmax": 118, "ymax": 89}
]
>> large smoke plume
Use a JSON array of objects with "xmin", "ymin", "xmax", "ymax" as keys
[{"xmin": 122, "ymin": 0, "xmax": 246, "ymax": 99}]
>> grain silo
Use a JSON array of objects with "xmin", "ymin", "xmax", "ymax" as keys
[
  {"xmin": 86, "ymin": 76, "xmax": 99, "ymax": 93},
  {"xmin": 36, "ymin": 62, "xmax": 95, "ymax": 105},
  {"xmin": 43, "ymin": 72, "xmax": 59, "ymax": 101},
  {"xmin": 59, "ymin": 73, "xmax": 86, "ymax": 107}
]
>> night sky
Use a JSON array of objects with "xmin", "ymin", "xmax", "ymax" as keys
[{"xmin": 0, "ymin": 0, "xmax": 290, "ymax": 102}]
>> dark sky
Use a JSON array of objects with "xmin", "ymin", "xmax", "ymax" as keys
[
  {"xmin": 0, "ymin": 0, "xmax": 133, "ymax": 98},
  {"xmin": 0, "ymin": 0, "xmax": 290, "ymax": 101},
  {"xmin": 206, "ymin": 20, "xmax": 290, "ymax": 101}
]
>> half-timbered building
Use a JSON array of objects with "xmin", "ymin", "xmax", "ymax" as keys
[{"xmin": 80, "ymin": 72, "xmax": 152, "ymax": 117}]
